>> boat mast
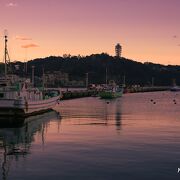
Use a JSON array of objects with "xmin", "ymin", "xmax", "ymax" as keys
[
  {"xmin": 24, "ymin": 48, "xmax": 28, "ymax": 75},
  {"xmin": 4, "ymin": 30, "xmax": 11, "ymax": 78}
]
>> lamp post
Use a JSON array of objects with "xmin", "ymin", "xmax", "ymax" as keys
[
  {"xmin": 32, "ymin": 66, "xmax": 35, "ymax": 87},
  {"xmin": 86, "ymin": 73, "xmax": 89, "ymax": 89},
  {"xmin": 152, "ymin": 77, "xmax": 154, "ymax": 87}
]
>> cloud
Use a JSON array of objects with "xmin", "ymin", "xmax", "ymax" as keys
[
  {"xmin": 6, "ymin": 2, "xmax": 18, "ymax": 7},
  {"xmin": 178, "ymin": 44, "xmax": 180, "ymax": 47},
  {"xmin": 15, "ymin": 36, "xmax": 32, "ymax": 41},
  {"xmin": 21, "ymin": 43, "xmax": 39, "ymax": 48}
]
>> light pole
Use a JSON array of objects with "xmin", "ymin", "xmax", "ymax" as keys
[
  {"xmin": 86, "ymin": 73, "xmax": 89, "ymax": 89},
  {"xmin": 106, "ymin": 68, "xmax": 108, "ymax": 85},
  {"xmin": 152, "ymin": 77, "xmax": 154, "ymax": 87},
  {"xmin": 32, "ymin": 66, "xmax": 35, "ymax": 87},
  {"xmin": 123, "ymin": 75, "xmax": 126, "ymax": 87}
]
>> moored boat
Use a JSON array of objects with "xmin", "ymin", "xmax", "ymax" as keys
[
  {"xmin": 170, "ymin": 86, "xmax": 180, "ymax": 92},
  {"xmin": 0, "ymin": 78, "xmax": 61, "ymax": 117},
  {"xmin": 99, "ymin": 68, "xmax": 123, "ymax": 99},
  {"xmin": 99, "ymin": 85, "xmax": 123, "ymax": 99}
]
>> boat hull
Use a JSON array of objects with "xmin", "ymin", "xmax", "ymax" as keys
[
  {"xmin": 0, "ymin": 96, "xmax": 60, "ymax": 117},
  {"xmin": 99, "ymin": 91, "xmax": 123, "ymax": 99},
  {"xmin": 170, "ymin": 87, "xmax": 180, "ymax": 92}
]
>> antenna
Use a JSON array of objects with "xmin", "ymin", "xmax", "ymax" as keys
[{"xmin": 4, "ymin": 29, "xmax": 11, "ymax": 77}]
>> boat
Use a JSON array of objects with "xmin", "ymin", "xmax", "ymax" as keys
[
  {"xmin": 0, "ymin": 32, "xmax": 61, "ymax": 118},
  {"xmin": 99, "ymin": 68, "xmax": 123, "ymax": 99},
  {"xmin": 170, "ymin": 79, "xmax": 180, "ymax": 92},
  {"xmin": 0, "ymin": 79, "xmax": 61, "ymax": 117},
  {"xmin": 99, "ymin": 85, "xmax": 123, "ymax": 99},
  {"xmin": 99, "ymin": 80, "xmax": 123, "ymax": 99},
  {"xmin": 170, "ymin": 86, "xmax": 180, "ymax": 92}
]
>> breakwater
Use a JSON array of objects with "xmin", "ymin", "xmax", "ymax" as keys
[
  {"xmin": 61, "ymin": 90, "xmax": 98, "ymax": 100},
  {"xmin": 125, "ymin": 86, "xmax": 170, "ymax": 93},
  {"xmin": 60, "ymin": 86, "xmax": 171, "ymax": 100}
]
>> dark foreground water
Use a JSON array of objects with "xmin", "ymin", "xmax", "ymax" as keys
[{"xmin": 0, "ymin": 91, "xmax": 180, "ymax": 180}]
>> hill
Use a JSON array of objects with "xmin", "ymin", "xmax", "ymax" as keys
[{"xmin": 3, "ymin": 53, "xmax": 180, "ymax": 86}]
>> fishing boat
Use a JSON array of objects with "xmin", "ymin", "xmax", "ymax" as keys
[
  {"xmin": 0, "ymin": 32, "xmax": 61, "ymax": 118},
  {"xmin": 99, "ymin": 68, "xmax": 123, "ymax": 99},
  {"xmin": 99, "ymin": 85, "xmax": 123, "ymax": 99},
  {"xmin": 99, "ymin": 79, "xmax": 123, "ymax": 99},
  {"xmin": 0, "ymin": 79, "xmax": 61, "ymax": 117}
]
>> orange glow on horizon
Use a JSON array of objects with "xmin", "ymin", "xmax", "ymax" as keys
[{"xmin": 0, "ymin": 0, "xmax": 179, "ymax": 65}]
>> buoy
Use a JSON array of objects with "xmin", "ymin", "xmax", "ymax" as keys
[
  {"xmin": 153, "ymin": 102, "xmax": 156, "ymax": 104},
  {"xmin": 150, "ymin": 99, "xmax": 153, "ymax": 102}
]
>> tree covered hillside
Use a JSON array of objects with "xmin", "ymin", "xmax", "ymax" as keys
[{"xmin": 2, "ymin": 53, "xmax": 180, "ymax": 86}]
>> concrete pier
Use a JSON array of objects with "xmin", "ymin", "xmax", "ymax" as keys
[
  {"xmin": 60, "ymin": 86, "xmax": 171, "ymax": 100},
  {"xmin": 125, "ymin": 86, "xmax": 170, "ymax": 93},
  {"xmin": 61, "ymin": 90, "xmax": 98, "ymax": 100}
]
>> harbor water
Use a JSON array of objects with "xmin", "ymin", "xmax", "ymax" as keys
[{"xmin": 0, "ymin": 91, "xmax": 180, "ymax": 179}]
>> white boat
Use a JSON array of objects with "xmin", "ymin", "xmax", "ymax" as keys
[
  {"xmin": 170, "ymin": 86, "xmax": 180, "ymax": 92},
  {"xmin": 170, "ymin": 79, "xmax": 180, "ymax": 91},
  {"xmin": 0, "ymin": 32, "xmax": 61, "ymax": 117},
  {"xmin": 0, "ymin": 78, "xmax": 61, "ymax": 117}
]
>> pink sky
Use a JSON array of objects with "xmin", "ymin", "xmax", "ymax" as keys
[{"xmin": 0, "ymin": 0, "xmax": 180, "ymax": 64}]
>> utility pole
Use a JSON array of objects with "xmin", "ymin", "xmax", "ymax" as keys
[
  {"xmin": 152, "ymin": 77, "xmax": 154, "ymax": 87},
  {"xmin": 42, "ymin": 67, "xmax": 45, "ymax": 89},
  {"xmin": 86, "ymin": 73, "xmax": 89, "ymax": 89},
  {"xmin": 123, "ymin": 75, "xmax": 126, "ymax": 87},
  {"xmin": 32, "ymin": 66, "xmax": 35, "ymax": 87},
  {"xmin": 106, "ymin": 68, "xmax": 108, "ymax": 85}
]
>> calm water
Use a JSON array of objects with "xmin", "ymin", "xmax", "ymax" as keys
[{"xmin": 0, "ymin": 91, "xmax": 180, "ymax": 180}]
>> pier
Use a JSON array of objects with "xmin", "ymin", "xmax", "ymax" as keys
[
  {"xmin": 61, "ymin": 89, "xmax": 98, "ymax": 100},
  {"xmin": 125, "ymin": 86, "xmax": 170, "ymax": 93},
  {"xmin": 59, "ymin": 86, "xmax": 171, "ymax": 100}
]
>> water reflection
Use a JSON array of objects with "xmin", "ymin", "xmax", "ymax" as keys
[
  {"xmin": 0, "ymin": 92, "xmax": 179, "ymax": 180},
  {"xmin": 0, "ymin": 111, "xmax": 61, "ymax": 180},
  {"xmin": 115, "ymin": 100, "xmax": 122, "ymax": 131},
  {"xmin": 58, "ymin": 98, "xmax": 122, "ymax": 131},
  {"xmin": 103, "ymin": 99, "xmax": 122, "ymax": 131}
]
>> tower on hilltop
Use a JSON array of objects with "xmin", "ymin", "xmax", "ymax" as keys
[{"xmin": 115, "ymin": 43, "xmax": 122, "ymax": 58}]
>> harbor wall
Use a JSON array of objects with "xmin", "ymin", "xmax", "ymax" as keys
[{"xmin": 60, "ymin": 86, "xmax": 170, "ymax": 100}]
